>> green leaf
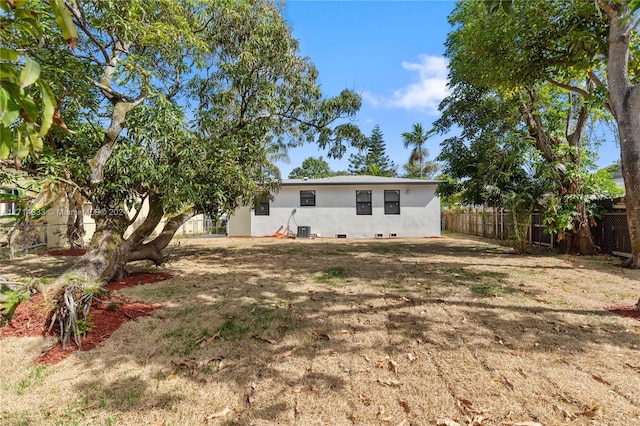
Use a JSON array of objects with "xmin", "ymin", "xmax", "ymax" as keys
[
  {"xmin": 632, "ymin": 0, "xmax": 640, "ymax": 13},
  {"xmin": 0, "ymin": 125, "xmax": 11, "ymax": 158},
  {"xmin": 19, "ymin": 95, "xmax": 38, "ymax": 121},
  {"xmin": 37, "ymin": 80, "xmax": 56, "ymax": 137},
  {"xmin": 30, "ymin": 134, "xmax": 43, "ymax": 155},
  {"xmin": 0, "ymin": 48, "xmax": 19, "ymax": 62},
  {"xmin": 19, "ymin": 57, "xmax": 40, "ymax": 88},
  {"xmin": 50, "ymin": 0, "xmax": 79, "ymax": 48},
  {"xmin": 1, "ymin": 109, "xmax": 19, "ymax": 127},
  {"xmin": 0, "ymin": 88, "xmax": 8, "ymax": 121},
  {"xmin": 16, "ymin": 139, "xmax": 29, "ymax": 159}
]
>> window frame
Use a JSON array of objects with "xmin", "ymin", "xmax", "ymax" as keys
[
  {"xmin": 384, "ymin": 190, "xmax": 400, "ymax": 215},
  {"xmin": 356, "ymin": 190, "xmax": 372, "ymax": 215},
  {"xmin": 300, "ymin": 190, "xmax": 316, "ymax": 207},
  {"xmin": 254, "ymin": 197, "xmax": 270, "ymax": 216},
  {"xmin": 1, "ymin": 189, "xmax": 19, "ymax": 216}
]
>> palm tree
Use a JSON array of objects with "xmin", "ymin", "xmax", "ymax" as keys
[
  {"xmin": 261, "ymin": 140, "xmax": 290, "ymax": 179},
  {"xmin": 401, "ymin": 123, "xmax": 434, "ymax": 179}
]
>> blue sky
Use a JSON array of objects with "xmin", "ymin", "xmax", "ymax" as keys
[{"xmin": 278, "ymin": 0, "xmax": 620, "ymax": 177}]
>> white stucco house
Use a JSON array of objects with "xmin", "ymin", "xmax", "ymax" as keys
[{"xmin": 227, "ymin": 176, "xmax": 441, "ymax": 239}]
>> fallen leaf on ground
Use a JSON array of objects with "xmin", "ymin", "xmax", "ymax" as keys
[
  {"xmin": 282, "ymin": 347, "xmax": 298, "ymax": 358},
  {"xmin": 407, "ymin": 352, "xmax": 416, "ymax": 362},
  {"xmin": 207, "ymin": 407, "xmax": 231, "ymax": 419},
  {"xmin": 625, "ymin": 363, "xmax": 640, "ymax": 372},
  {"xmin": 377, "ymin": 358, "xmax": 388, "ymax": 369},
  {"xmin": 591, "ymin": 374, "xmax": 611, "ymax": 386},
  {"xmin": 436, "ymin": 419, "xmax": 461, "ymax": 426},
  {"xmin": 553, "ymin": 404, "xmax": 575, "ymax": 420},
  {"xmin": 398, "ymin": 399, "xmax": 411, "ymax": 413},
  {"xmin": 501, "ymin": 375, "xmax": 514, "ymax": 391},
  {"xmin": 388, "ymin": 358, "xmax": 399, "ymax": 374},
  {"xmin": 575, "ymin": 405, "xmax": 601, "ymax": 418},
  {"xmin": 377, "ymin": 378, "xmax": 402, "ymax": 387},
  {"xmin": 359, "ymin": 393, "xmax": 371, "ymax": 406}
]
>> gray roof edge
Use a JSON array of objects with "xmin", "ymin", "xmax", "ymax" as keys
[{"xmin": 282, "ymin": 176, "xmax": 441, "ymax": 186}]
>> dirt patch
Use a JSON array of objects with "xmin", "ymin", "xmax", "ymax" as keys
[
  {"xmin": 607, "ymin": 305, "xmax": 640, "ymax": 322},
  {"xmin": 0, "ymin": 272, "xmax": 168, "ymax": 365},
  {"xmin": 40, "ymin": 248, "xmax": 87, "ymax": 256}
]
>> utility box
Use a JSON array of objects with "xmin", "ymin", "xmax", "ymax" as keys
[{"xmin": 297, "ymin": 226, "xmax": 311, "ymax": 238}]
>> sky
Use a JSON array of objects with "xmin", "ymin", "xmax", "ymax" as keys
[{"xmin": 277, "ymin": 0, "xmax": 621, "ymax": 178}]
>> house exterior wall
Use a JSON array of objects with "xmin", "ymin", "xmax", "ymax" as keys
[
  {"xmin": 227, "ymin": 205, "xmax": 252, "ymax": 237},
  {"xmin": 229, "ymin": 183, "xmax": 441, "ymax": 238}
]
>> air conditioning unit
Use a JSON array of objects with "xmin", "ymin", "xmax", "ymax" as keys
[
  {"xmin": 375, "ymin": 233, "xmax": 384, "ymax": 238},
  {"xmin": 389, "ymin": 233, "xmax": 398, "ymax": 238},
  {"xmin": 297, "ymin": 226, "xmax": 311, "ymax": 238}
]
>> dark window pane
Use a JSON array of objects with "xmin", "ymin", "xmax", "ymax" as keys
[
  {"xmin": 300, "ymin": 190, "xmax": 315, "ymax": 206},
  {"xmin": 356, "ymin": 190, "xmax": 371, "ymax": 202}
]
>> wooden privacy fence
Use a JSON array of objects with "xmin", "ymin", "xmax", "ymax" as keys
[{"xmin": 442, "ymin": 208, "xmax": 632, "ymax": 258}]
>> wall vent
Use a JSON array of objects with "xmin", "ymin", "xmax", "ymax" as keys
[
  {"xmin": 336, "ymin": 234, "xmax": 347, "ymax": 239},
  {"xmin": 389, "ymin": 233, "xmax": 398, "ymax": 238}
]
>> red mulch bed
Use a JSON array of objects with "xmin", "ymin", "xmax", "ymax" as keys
[
  {"xmin": 40, "ymin": 248, "xmax": 87, "ymax": 257},
  {"xmin": 606, "ymin": 306, "xmax": 640, "ymax": 322},
  {"xmin": 0, "ymin": 272, "xmax": 173, "ymax": 365}
]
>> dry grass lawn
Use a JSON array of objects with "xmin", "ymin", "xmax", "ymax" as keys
[{"xmin": 2, "ymin": 234, "xmax": 640, "ymax": 425}]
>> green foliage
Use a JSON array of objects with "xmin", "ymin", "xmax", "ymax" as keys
[
  {"xmin": 75, "ymin": 315, "xmax": 94, "ymax": 336},
  {"xmin": 317, "ymin": 266, "xmax": 347, "ymax": 283},
  {"xmin": 538, "ymin": 143, "xmax": 624, "ymax": 237},
  {"xmin": 1, "ymin": 288, "xmax": 29, "ymax": 322},
  {"xmin": 401, "ymin": 123, "xmax": 436, "ymax": 179},
  {"xmin": 215, "ymin": 318, "xmax": 249, "ymax": 342},
  {"xmin": 0, "ymin": 0, "xmax": 80, "ymax": 163},
  {"xmin": 348, "ymin": 125, "xmax": 396, "ymax": 176},
  {"xmin": 289, "ymin": 156, "xmax": 334, "ymax": 179},
  {"xmin": 12, "ymin": 364, "xmax": 49, "ymax": 396}
]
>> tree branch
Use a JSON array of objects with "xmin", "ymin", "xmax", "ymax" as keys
[{"xmin": 546, "ymin": 77, "xmax": 589, "ymax": 98}]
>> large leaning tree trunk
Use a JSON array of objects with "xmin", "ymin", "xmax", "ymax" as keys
[
  {"xmin": 603, "ymin": 2, "xmax": 640, "ymax": 268},
  {"xmin": 520, "ymin": 89, "xmax": 598, "ymax": 255},
  {"xmin": 57, "ymin": 193, "xmax": 184, "ymax": 286}
]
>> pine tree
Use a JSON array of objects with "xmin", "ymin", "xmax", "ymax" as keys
[{"xmin": 348, "ymin": 125, "xmax": 396, "ymax": 176}]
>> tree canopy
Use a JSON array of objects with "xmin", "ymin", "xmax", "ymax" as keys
[
  {"xmin": 440, "ymin": 0, "xmax": 629, "ymax": 255},
  {"xmin": 348, "ymin": 125, "xmax": 396, "ymax": 176},
  {"xmin": 288, "ymin": 156, "xmax": 334, "ymax": 179}
]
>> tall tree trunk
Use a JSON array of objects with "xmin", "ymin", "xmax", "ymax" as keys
[
  {"xmin": 65, "ymin": 188, "xmax": 85, "ymax": 249},
  {"xmin": 603, "ymin": 2, "xmax": 640, "ymax": 268},
  {"xmin": 520, "ymin": 92, "xmax": 599, "ymax": 255},
  {"xmin": 565, "ymin": 203, "xmax": 597, "ymax": 255}
]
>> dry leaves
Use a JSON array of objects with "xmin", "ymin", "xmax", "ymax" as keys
[
  {"xmin": 591, "ymin": 374, "xmax": 611, "ymax": 386},
  {"xmin": 436, "ymin": 419, "xmax": 461, "ymax": 426},
  {"xmin": 206, "ymin": 407, "xmax": 231, "ymax": 420},
  {"xmin": 456, "ymin": 398, "xmax": 489, "ymax": 425},
  {"xmin": 359, "ymin": 393, "xmax": 371, "ymax": 406},
  {"xmin": 575, "ymin": 405, "xmax": 601, "ymax": 418},
  {"xmin": 281, "ymin": 346, "xmax": 298, "ymax": 358},
  {"xmin": 171, "ymin": 356, "xmax": 224, "ymax": 377},
  {"xmin": 377, "ymin": 378, "xmax": 402, "ymax": 387},
  {"xmin": 398, "ymin": 399, "xmax": 411, "ymax": 413}
]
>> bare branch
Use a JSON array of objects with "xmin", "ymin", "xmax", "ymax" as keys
[{"xmin": 546, "ymin": 77, "xmax": 590, "ymax": 98}]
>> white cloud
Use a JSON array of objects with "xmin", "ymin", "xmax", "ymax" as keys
[{"xmin": 364, "ymin": 54, "xmax": 449, "ymax": 115}]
